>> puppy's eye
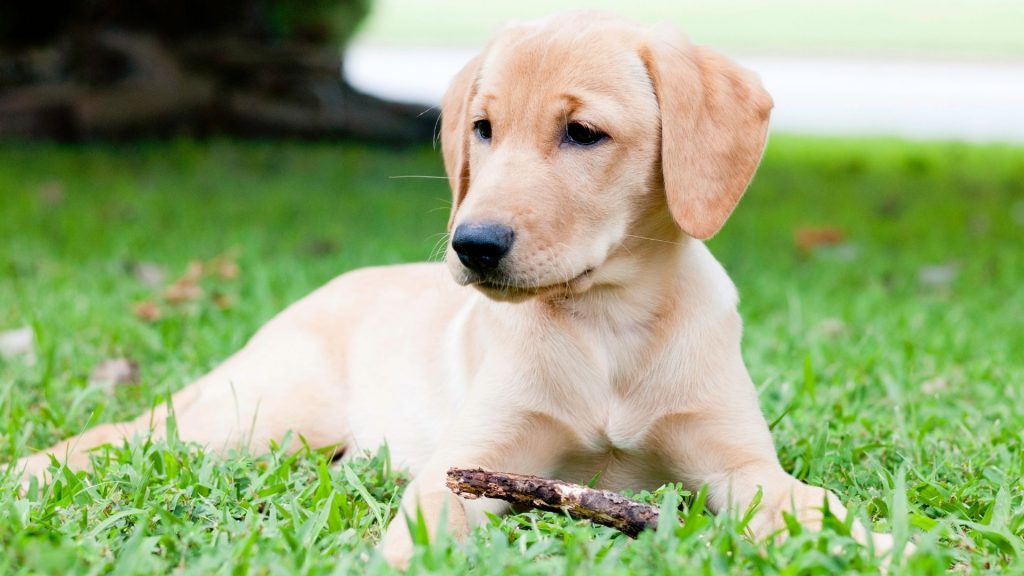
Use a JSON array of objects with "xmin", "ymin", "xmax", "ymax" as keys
[
  {"xmin": 473, "ymin": 119, "xmax": 492, "ymax": 141},
  {"xmin": 565, "ymin": 122, "xmax": 606, "ymax": 146}
]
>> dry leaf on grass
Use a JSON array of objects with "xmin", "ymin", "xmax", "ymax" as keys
[
  {"xmin": 163, "ymin": 280, "xmax": 203, "ymax": 304},
  {"xmin": 210, "ymin": 251, "xmax": 240, "ymax": 280},
  {"xmin": 145, "ymin": 251, "xmax": 241, "ymax": 310},
  {"xmin": 182, "ymin": 260, "xmax": 205, "ymax": 283},
  {"xmin": 133, "ymin": 300, "xmax": 162, "ymax": 322},
  {"xmin": 164, "ymin": 254, "xmax": 242, "ymax": 304},
  {"xmin": 162, "ymin": 260, "xmax": 205, "ymax": 304},
  {"xmin": 794, "ymin": 227, "xmax": 846, "ymax": 251},
  {"xmin": 0, "ymin": 326, "xmax": 35, "ymax": 359},
  {"xmin": 90, "ymin": 358, "xmax": 140, "ymax": 394},
  {"xmin": 212, "ymin": 293, "xmax": 234, "ymax": 310}
]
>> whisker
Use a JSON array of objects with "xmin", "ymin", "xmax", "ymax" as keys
[
  {"xmin": 389, "ymin": 175, "xmax": 449, "ymax": 179},
  {"xmin": 426, "ymin": 105, "xmax": 442, "ymax": 149},
  {"xmin": 418, "ymin": 105, "xmax": 439, "ymax": 119},
  {"xmin": 428, "ymin": 198, "xmax": 454, "ymax": 215},
  {"xmin": 619, "ymin": 239, "xmax": 634, "ymax": 257},
  {"xmin": 429, "ymin": 244, "xmax": 447, "ymax": 263},
  {"xmin": 623, "ymin": 234, "xmax": 684, "ymax": 246},
  {"xmin": 428, "ymin": 232, "xmax": 451, "ymax": 263}
]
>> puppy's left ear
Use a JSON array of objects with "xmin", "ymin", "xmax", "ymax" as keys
[
  {"xmin": 641, "ymin": 27, "xmax": 773, "ymax": 239},
  {"xmin": 441, "ymin": 53, "xmax": 484, "ymax": 232}
]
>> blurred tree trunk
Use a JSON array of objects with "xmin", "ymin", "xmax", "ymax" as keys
[{"xmin": 0, "ymin": 0, "xmax": 437, "ymax": 144}]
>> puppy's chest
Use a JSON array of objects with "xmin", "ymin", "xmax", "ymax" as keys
[
  {"xmin": 554, "ymin": 399, "xmax": 677, "ymax": 491},
  {"xmin": 550, "ymin": 371, "xmax": 681, "ymax": 491},
  {"xmin": 548, "ymin": 322, "xmax": 682, "ymax": 453},
  {"xmin": 582, "ymin": 403, "xmax": 655, "ymax": 457}
]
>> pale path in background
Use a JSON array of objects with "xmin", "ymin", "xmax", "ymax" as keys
[{"xmin": 346, "ymin": 45, "xmax": 1024, "ymax": 143}]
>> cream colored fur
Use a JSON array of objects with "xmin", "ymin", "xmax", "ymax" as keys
[{"xmin": 12, "ymin": 12, "xmax": 906, "ymax": 567}]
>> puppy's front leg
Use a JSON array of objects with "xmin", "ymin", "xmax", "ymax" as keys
[
  {"xmin": 656, "ymin": 383, "xmax": 902, "ymax": 556},
  {"xmin": 379, "ymin": 404, "xmax": 575, "ymax": 568}
]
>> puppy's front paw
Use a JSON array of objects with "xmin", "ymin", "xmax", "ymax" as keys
[
  {"xmin": 379, "ymin": 521, "xmax": 414, "ymax": 570},
  {"xmin": 750, "ymin": 482, "xmax": 914, "ymax": 561},
  {"xmin": 5, "ymin": 453, "xmax": 55, "ymax": 495}
]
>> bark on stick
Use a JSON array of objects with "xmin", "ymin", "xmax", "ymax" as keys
[{"xmin": 445, "ymin": 467, "xmax": 661, "ymax": 537}]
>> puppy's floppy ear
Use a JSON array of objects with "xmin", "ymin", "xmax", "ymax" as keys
[
  {"xmin": 441, "ymin": 53, "xmax": 484, "ymax": 231},
  {"xmin": 641, "ymin": 27, "xmax": 773, "ymax": 239}
]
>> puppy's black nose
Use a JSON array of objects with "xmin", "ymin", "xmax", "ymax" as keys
[{"xmin": 452, "ymin": 221, "xmax": 514, "ymax": 273}]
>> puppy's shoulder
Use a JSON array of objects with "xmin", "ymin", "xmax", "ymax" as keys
[
  {"xmin": 274, "ymin": 262, "xmax": 460, "ymax": 325},
  {"xmin": 678, "ymin": 241, "xmax": 740, "ymax": 313},
  {"xmin": 333, "ymin": 261, "xmax": 448, "ymax": 287}
]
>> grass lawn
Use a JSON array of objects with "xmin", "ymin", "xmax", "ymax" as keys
[{"xmin": 1, "ymin": 137, "xmax": 1023, "ymax": 573}]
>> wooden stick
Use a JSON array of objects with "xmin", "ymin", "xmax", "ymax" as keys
[{"xmin": 446, "ymin": 467, "xmax": 661, "ymax": 537}]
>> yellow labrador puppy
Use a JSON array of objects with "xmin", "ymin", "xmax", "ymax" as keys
[{"xmin": 14, "ymin": 11, "xmax": 902, "ymax": 566}]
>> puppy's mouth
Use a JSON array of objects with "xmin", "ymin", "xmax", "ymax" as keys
[{"xmin": 471, "ymin": 267, "xmax": 596, "ymax": 302}]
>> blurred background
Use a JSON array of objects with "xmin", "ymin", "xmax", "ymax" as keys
[
  {"xmin": 348, "ymin": 0, "xmax": 1024, "ymax": 142},
  {"xmin": 3, "ymin": 0, "xmax": 1022, "ymax": 142}
]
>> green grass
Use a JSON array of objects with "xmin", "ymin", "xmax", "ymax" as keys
[
  {"xmin": 1, "ymin": 137, "xmax": 1023, "ymax": 573},
  {"xmin": 357, "ymin": 0, "xmax": 1024, "ymax": 59}
]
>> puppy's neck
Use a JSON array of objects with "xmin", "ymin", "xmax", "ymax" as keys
[{"xmin": 540, "ymin": 210, "xmax": 691, "ymax": 327}]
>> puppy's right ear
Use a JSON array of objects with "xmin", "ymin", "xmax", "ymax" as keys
[{"xmin": 441, "ymin": 53, "xmax": 484, "ymax": 232}]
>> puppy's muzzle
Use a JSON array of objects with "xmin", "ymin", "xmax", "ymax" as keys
[{"xmin": 452, "ymin": 221, "xmax": 514, "ymax": 274}]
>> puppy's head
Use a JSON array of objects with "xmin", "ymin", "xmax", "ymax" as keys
[{"xmin": 442, "ymin": 12, "xmax": 772, "ymax": 302}]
